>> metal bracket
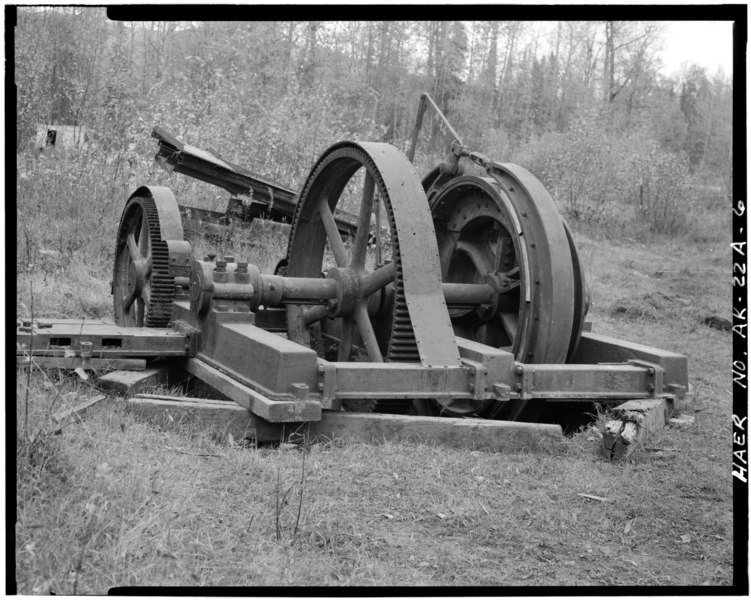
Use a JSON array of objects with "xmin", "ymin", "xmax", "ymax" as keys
[
  {"xmin": 317, "ymin": 361, "xmax": 340, "ymax": 410},
  {"xmin": 165, "ymin": 239, "xmax": 193, "ymax": 278},
  {"xmin": 628, "ymin": 359, "xmax": 664, "ymax": 396},
  {"xmin": 517, "ymin": 365, "xmax": 535, "ymax": 400},
  {"xmin": 462, "ymin": 358, "xmax": 487, "ymax": 400}
]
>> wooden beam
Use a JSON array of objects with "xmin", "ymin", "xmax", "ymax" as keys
[
  {"xmin": 304, "ymin": 411, "xmax": 563, "ymax": 452},
  {"xmin": 127, "ymin": 394, "xmax": 284, "ymax": 443},
  {"xmin": 96, "ymin": 366, "xmax": 188, "ymax": 397},
  {"xmin": 125, "ymin": 394, "xmax": 563, "ymax": 452},
  {"xmin": 602, "ymin": 398, "xmax": 674, "ymax": 461},
  {"xmin": 17, "ymin": 356, "xmax": 146, "ymax": 371}
]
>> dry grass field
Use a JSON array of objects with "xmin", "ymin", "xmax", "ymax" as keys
[{"xmin": 14, "ymin": 152, "xmax": 737, "ymax": 592}]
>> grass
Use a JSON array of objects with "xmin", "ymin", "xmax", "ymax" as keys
[{"xmin": 14, "ymin": 149, "xmax": 736, "ymax": 591}]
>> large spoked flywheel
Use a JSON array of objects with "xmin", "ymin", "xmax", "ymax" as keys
[
  {"xmin": 418, "ymin": 167, "xmax": 587, "ymax": 420},
  {"xmin": 113, "ymin": 186, "xmax": 184, "ymax": 327},
  {"xmin": 285, "ymin": 141, "xmax": 460, "ymax": 412}
]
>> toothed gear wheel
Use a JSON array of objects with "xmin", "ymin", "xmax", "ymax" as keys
[
  {"xmin": 113, "ymin": 187, "xmax": 184, "ymax": 327},
  {"xmin": 284, "ymin": 141, "xmax": 456, "ymax": 414}
]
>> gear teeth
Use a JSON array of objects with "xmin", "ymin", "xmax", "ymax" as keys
[
  {"xmin": 285, "ymin": 143, "xmax": 420, "ymax": 415},
  {"xmin": 114, "ymin": 196, "xmax": 175, "ymax": 327},
  {"xmin": 141, "ymin": 199, "xmax": 175, "ymax": 327}
]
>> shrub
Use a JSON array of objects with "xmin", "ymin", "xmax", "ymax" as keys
[{"xmin": 512, "ymin": 108, "xmax": 710, "ymax": 241}]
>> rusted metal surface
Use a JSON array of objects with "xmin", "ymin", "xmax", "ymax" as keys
[
  {"xmin": 152, "ymin": 125, "xmax": 298, "ymax": 211},
  {"xmin": 572, "ymin": 332, "xmax": 689, "ymax": 396},
  {"xmin": 408, "ymin": 92, "xmax": 463, "ymax": 163},
  {"xmin": 16, "ymin": 319, "xmax": 191, "ymax": 357},
  {"xmin": 183, "ymin": 358, "xmax": 320, "ymax": 423},
  {"xmin": 113, "ymin": 186, "xmax": 184, "ymax": 327},
  {"xmin": 421, "ymin": 171, "xmax": 579, "ymax": 420},
  {"xmin": 152, "ymin": 126, "xmax": 357, "ymax": 236},
  {"xmin": 285, "ymin": 141, "xmax": 460, "ymax": 371}
]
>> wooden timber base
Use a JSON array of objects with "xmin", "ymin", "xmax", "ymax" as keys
[
  {"xmin": 127, "ymin": 394, "xmax": 284, "ymax": 442},
  {"xmin": 126, "ymin": 394, "xmax": 564, "ymax": 452},
  {"xmin": 602, "ymin": 398, "xmax": 674, "ymax": 461},
  {"xmin": 97, "ymin": 366, "xmax": 188, "ymax": 397},
  {"xmin": 302, "ymin": 412, "xmax": 563, "ymax": 452}
]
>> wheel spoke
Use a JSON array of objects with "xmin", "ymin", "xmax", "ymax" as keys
[
  {"xmin": 456, "ymin": 240, "xmax": 493, "ymax": 276},
  {"xmin": 504, "ymin": 265, "xmax": 520, "ymax": 278},
  {"xmin": 138, "ymin": 213, "xmax": 149, "ymax": 258},
  {"xmin": 127, "ymin": 233, "xmax": 139, "ymax": 262},
  {"xmin": 135, "ymin": 298, "xmax": 145, "ymax": 327},
  {"xmin": 145, "ymin": 257, "xmax": 153, "ymax": 277},
  {"xmin": 500, "ymin": 279, "xmax": 521, "ymax": 294},
  {"xmin": 302, "ymin": 304, "xmax": 330, "ymax": 326},
  {"xmin": 122, "ymin": 289, "xmax": 137, "ymax": 312},
  {"xmin": 493, "ymin": 234, "xmax": 513, "ymax": 273},
  {"xmin": 318, "ymin": 199, "xmax": 349, "ymax": 267},
  {"xmin": 351, "ymin": 172, "xmax": 376, "ymax": 270},
  {"xmin": 374, "ymin": 196, "xmax": 383, "ymax": 265},
  {"xmin": 360, "ymin": 262, "xmax": 396, "ymax": 297},
  {"xmin": 142, "ymin": 285, "xmax": 151, "ymax": 307},
  {"xmin": 338, "ymin": 318, "xmax": 354, "ymax": 361},
  {"xmin": 499, "ymin": 311, "xmax": 518, "ymax": 341},
  {"xmin": 354, "ymin": 303, "xmax": 382, "ymax": 362}
]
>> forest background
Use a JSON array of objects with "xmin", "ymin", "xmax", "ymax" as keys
[{"xmin": 15, "ymin": 10, "xmax": 734, "ymax": 256}]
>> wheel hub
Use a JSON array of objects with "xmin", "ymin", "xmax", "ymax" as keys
[{"xmin": 324, "ymin": 267, "xmax": 361, "ymax": 318}]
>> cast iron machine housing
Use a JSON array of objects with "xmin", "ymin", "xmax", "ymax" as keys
[{"xmin": 17, "ymin": 94, "xmax": 689, "ymax": 440}]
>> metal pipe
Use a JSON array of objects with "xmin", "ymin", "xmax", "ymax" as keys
[
  {"xmin": 442, "ymin": 282, "xmax": 495, "ymax": 306},
  {"xmin": 260, "ymin": 275, "xmax": 339, "ymax": 306}
]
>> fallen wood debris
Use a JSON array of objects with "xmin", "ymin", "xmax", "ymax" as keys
[
  {"xmin": 50, "ymin": 394, "xmax": 107, "ymax": 433},
  {"xmin": 577, "ymin": 493, "xmax": 613, "ymax": 503},
  {"xmin": 96, "ymin": 367, "xmax": 187, "ymax": 397},
  {"xmin": 668, "ymin": 414, "xmax": 695, "ymax": 428},
  {"xmin": 602, "ymin": 398, "xmax": 673, "ymax": 461}
]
